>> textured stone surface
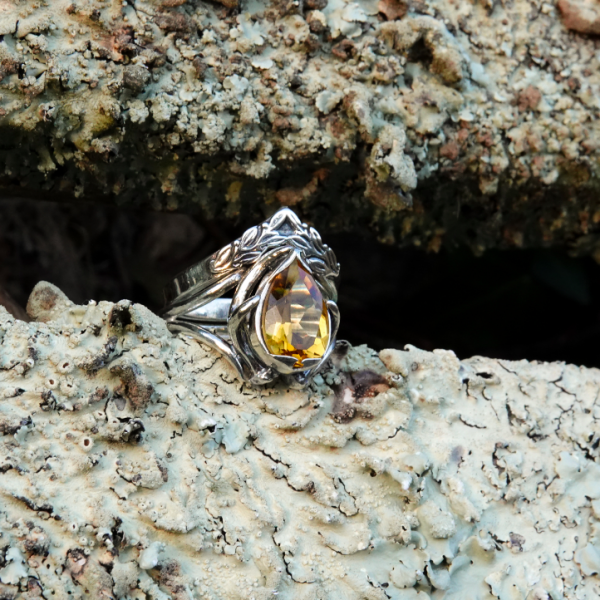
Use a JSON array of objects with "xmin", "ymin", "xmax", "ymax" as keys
[
  {"xmin": 0, "ymin": 0, "xmax": 599, "ymax": 255},
  {"xmin": 558, "ymin": 0, "xmax": 600, "ymax": 35},
  {"xmin": 0, "ymin": 281, "xmax": 599, "ymax": 598}
]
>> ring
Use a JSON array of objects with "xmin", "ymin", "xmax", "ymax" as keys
[{"xmin": 162, "ymin": 208, "xmax": 340, "ymax": 387}]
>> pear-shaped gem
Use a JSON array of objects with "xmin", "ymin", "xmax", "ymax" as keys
[{"xmin": 262, "ymin": 259, "xmax": 329, "ymax": 367}]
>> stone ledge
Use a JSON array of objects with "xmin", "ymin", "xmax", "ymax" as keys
[
  {"xmin": 0, "ymin": 0, "xmax": 599, "ymax": 255},
  {"xmin": 0, "ymin": 281, "xmax": 598, "ymax": 598}
]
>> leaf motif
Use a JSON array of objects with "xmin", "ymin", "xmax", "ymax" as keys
[
  {"xmin": 260, "ymin": 232, "xmax": 280, "ymax": 248},
  {"xmin": 236, "ymin": 251, "xmax": 261, "ymax": 267},
  {"xmin": 210, "ymin": 213, "xmax": 338, "ymax": 279},
  {"xmin": 212, "ymin": 244, "xmax": 234, "ymax": 272},
  {"xmin": 309, "ymin": 227, "xmax": 322, "ymax": 244},
  {"xmin": 326, "ymin": 255, "xmax": 340, "ymax": 277},
  {"xmin": 306, "ymin": 257, "xmax": 327, "ymax": 274},
  {"xmin": 240, "ymin": 226, "xmax": 261, "ymax": 250},
  {"xmin": 290, "ymin": 235, "xmax": 312, "ymax": 252}
]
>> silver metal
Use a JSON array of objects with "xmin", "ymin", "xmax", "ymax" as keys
[{"xmin": 162, "ymin": 208, "xmax": 340, "ymax": 386}]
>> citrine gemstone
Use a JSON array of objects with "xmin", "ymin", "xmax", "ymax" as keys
[{"xmin": 262, "ymin": 259, "xmax": 329, "ymax": 367}]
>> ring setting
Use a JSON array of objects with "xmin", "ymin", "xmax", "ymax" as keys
[{"xmin": 163, "ymin": 209, "xmax": 340, "ymax": 387}]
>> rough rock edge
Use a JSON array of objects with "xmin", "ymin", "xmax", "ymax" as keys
[
  {"xmin": 0, "ymin": 280, "xmax": 599, "ymax": 599},
  {"xmin": 0, "ymin": 0, "xmax": 599, "ymax": 256}
]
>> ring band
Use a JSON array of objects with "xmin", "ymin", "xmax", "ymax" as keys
[{"xmin": 162, "ymin": 209, "xmax": 340, "ymax": 387}]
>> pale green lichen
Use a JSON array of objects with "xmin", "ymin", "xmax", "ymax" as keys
[
  {"xmin": 0, "ymin": 281, "xmax": 599, "ymax": 598},
  {"xmin": 0, "ymin": 0, "xmax": 599, "ymax": 253}
]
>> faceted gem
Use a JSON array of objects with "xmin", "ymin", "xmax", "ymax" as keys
[{"xmin": 262, "ymin": 259, "xmax": 329, "ymax": 367}]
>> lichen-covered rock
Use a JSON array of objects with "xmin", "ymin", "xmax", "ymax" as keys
[
  {"xmin": 25, "ymin": 281, "xmax": 74, "ymax": 323},
  {"xmin": 558, "ymin": 0, "xmax": 600, "ymax": 35},
  {"xmin": 0, "ymin": 284, "xmax": 599, "ymax": 598},
  {"xmin": 0, "ymin": 0, "xmax": 599, "ymax": 255}
]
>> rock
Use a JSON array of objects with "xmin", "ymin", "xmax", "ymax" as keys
[
  {"xmin": 0, "ymin": 285, "xmax": 599, "ymax": 597},
  {"xmin": 26, "ymin": 281, "xmax": 74, "ymax": 323},
  {"xmin": 122, "ymin": 64, "xmax": 151, "ymax": 93},
  {"xmin": 378, "ymin": 0, "xmax": 409, "ymax": 21},
  {"xmin": 558, "ymin": 0, "xmax": 600, "ymax": 34},
  {"xmin": 0, "ymin": 0, "xmax": 599, "ymax": 255}
]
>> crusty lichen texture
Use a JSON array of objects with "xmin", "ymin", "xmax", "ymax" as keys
[
  {"xmin": 0, "ymin": 0, "xmax": 599, "ymax": 255},
  {"xmin": 0, "ymin": 281, "xmax": 599, "ymax": 599}
]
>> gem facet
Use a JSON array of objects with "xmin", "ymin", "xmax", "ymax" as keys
[{"xmin": 262, "ymin": 259, "xmax": 329, "ymax": 367}]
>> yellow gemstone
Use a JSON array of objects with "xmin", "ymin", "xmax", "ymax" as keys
[{"xmin": 262, "ymin": 259, "xmax": 330, "ymax": 367}]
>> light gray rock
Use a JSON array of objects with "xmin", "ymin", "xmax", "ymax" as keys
[
  {"xmin": 0, "ymin": 286, "xmax": 599, "ymax": 598},
  {"xmin": 26, "ymin": 281, "xmax": 74, "ymax": 323}
]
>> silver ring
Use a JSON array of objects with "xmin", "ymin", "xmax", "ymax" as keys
[{"xmin": 162, "ymin": 208, "xmax": 340, "ymax": 387}]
